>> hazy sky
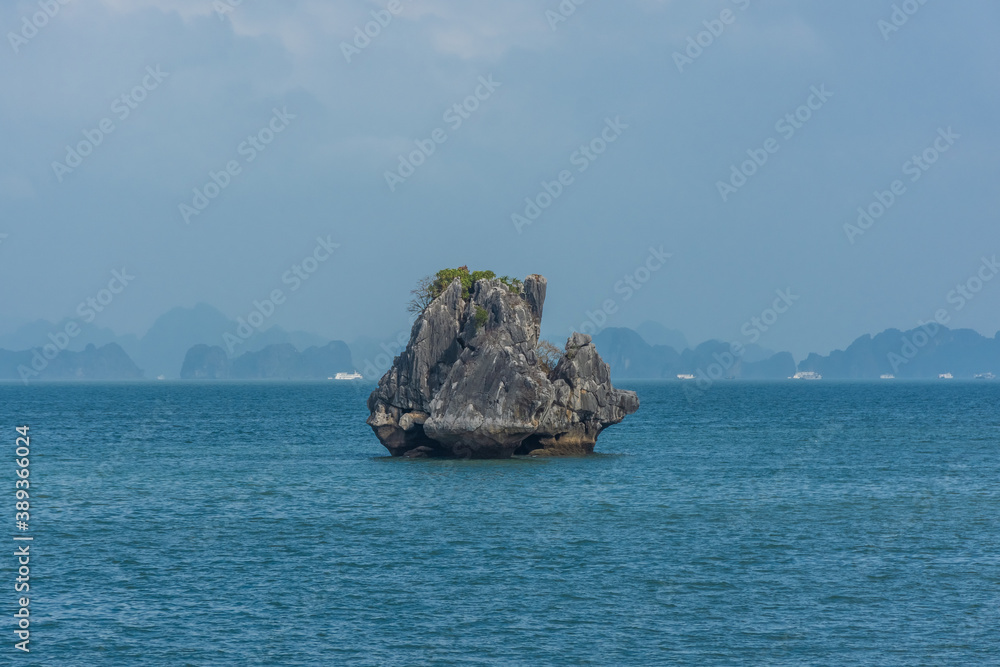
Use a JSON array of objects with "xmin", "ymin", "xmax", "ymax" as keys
[{"xmin": 2, "ymin": 0, "xmax": 999, "ymax": 358}]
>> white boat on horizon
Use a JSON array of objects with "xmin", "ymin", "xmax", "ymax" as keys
[
  {"xmin": 975, "ymin": 372, "xmax": 995, "ymax": 380},
  {"xmin": 939, "ymin": 373, "xmax": 954, "ymax": 380},
  {"xmin": 332, "ymin": 371, "xmax": 364, "ymax": 381},
  {"xmin": 677, "ymin": 374, "xmax": 696, "ymax": 380},
  {"xmin": 880, "ymin": 374, "xmax": 895, "ymax": 380},
  {"xmin": 790, "ymin": 372, "xmax": 822, "ymax": 380}
]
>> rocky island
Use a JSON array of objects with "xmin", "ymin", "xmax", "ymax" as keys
[{"xmin": 367, "ymin": 269, "xmax": 639, "ymax": 458}]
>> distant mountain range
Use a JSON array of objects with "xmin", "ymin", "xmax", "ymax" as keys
[
  {"xmin": 0, "ymin": 343, "xmax": 142, "ymax": 381},
  {"xmin": 797, "ymin": 326, "xmax": 1000, "ymax": 379},
  {"xmin": 633, "ymin": 321, "xmax": 689, "ymax": 352},
  {"xmin": 0, "ymin": 303, "xmax": 330, "ymax": 380},
  {"xmin": 181, "ymin": 342, "xmax": 354, "ymax": 380},
  {"xmin": 1, "ymin": 305, "xmax": 998, "ymax": 382},
  {"xmin": 591, "ymin": 325, "xmax": 1000, "ymax": 380},
  {"xmin": 591, "ymin": 328, "xmax": 796, "ymax": 381}
]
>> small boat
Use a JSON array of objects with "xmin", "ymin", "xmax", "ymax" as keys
[
  {"xmin": 676, "ymin": 374, "xmax": 696, "ymax": 380},
  {"xmin": 333, "ymin": 372, "xmax": 364, "ymax": 381},
  {"xmin": 975, "ymin": 372, "xmax": 995, "ymax": 380},
  {"xmin": 790, "ymin": 372, "xmax": 822, "ymax": 380},
  {"xmin": 939, "ymin": 373, "xmax": 954, "ymax": 380},
  {"xmin": 880, "ymin": 374, "xmax": 895, "ymax": 380}
]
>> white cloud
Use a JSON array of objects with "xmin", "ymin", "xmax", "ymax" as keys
[
  {"xmin": 402, "ymin": 0, "xmax": 553, "ymax": 60},
  {"xmin": 97, "ymin": 0, "xmax": 215, "ymax": 21},
  {"xmin": 95, "ymin": 0, "xmax": 559, "ymax": 61}
]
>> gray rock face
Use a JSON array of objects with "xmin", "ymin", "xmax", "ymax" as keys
[{"xmin": 366, "ymin": 275, "xmax": 639, "ymax": 458}]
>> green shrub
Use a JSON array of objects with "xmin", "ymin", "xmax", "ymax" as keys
[
  {"xmin": 469, "ymin": 270, "xmax": 496, "ymax": 286},
  {"xmin": 475, "ymin": 306, "xmax": 489, "ymax": 329},
  {"xmin": 408, "ymin": 266, "xmax": 524, "ymax": 314},
  {"xmin": 498, "ymin": 275, "xmax": 523, "ymax": 293}
]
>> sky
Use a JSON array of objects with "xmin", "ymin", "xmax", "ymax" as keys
[{"xmin": 1, "ymin": 0, "xmax": 999, "ymax": 359}]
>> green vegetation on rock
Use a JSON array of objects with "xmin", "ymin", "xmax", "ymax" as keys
[
  {"xmin": 474, "ymin": 306, "xmax": 489, "ymax": 329},
  {"xmin": 408, "ymin": 266, "xmax": 523, "ymax": 314}
]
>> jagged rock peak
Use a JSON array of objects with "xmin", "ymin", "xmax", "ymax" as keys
[{"xmin": 366, "ymin": 272, "xmax": 638, "ymax": 459}]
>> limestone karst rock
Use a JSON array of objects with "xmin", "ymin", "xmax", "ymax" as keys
[{"xmin": 366, "ymin": 274, "xmax": 639, "ymax": 458}]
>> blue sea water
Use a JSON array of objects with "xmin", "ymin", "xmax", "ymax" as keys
[{"xmin": 1, "ymin": 381, "xmax": 999, "ymax": 665}]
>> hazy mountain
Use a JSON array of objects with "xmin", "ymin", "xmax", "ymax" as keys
[
  {"xmin": 677, "ymin": 340, "xmax": 795, "ymax": 381},
  {"xmin": 0, "ymin": 343, "xmax": 142, "ymax": 381},
  {"xmin": 592, "ymin": 328, "xmax": 680, "ymax": 379},
  {"xmin": 635, "ymin": 321, "xmax": 689, "ymax": 351},
  {"xmin": 741, "ymin": 344, "xmax": 779, "ymax": 364},
  {"xmin": 295, "ymin": 341, "xmax": 355, "ymax": 378},
  {"xmin": 798, "ymin": 327, "xmax": 1000, "ymax": 379},
  {"xmin": 230, "ymin": 344, "xmax": 303, "ymax": 379},
  {"xmin": 0, "ymin": 319, "xmax": 128, "ymax": 353},
  {"xmin": 179, "ymin": 344, "xmax": 231, "ymax": 379},
  {"xmin": 592, "ymin": 328, "xmax": 795, "ymax": 380},
  {"xmin": 138, "ymin": 304, "xmax": 330, "ymax": 377},
  {"xmin": 0, "ymin": 304, "xmax": 335, "ymax": 379},
  {"xmin": 743, "ymin": 351, "xmax": 797, "ymax": 379},
  {"xmin": 131, "ymin": 304, "xmax": 235, "ymax": 378},
  {"xmin": 0, "ymin": 317, "xmax": 25, "ymax": 337},
  {"xmin": 7, "ymin": 317, "xmax": 1000, "ymax": 382},
  {"xmin": 251, "ymin": 327, "xmax": 329, "ymax": 353},
  {"xmin": 181, "ymin": 342, "xmax": 354, "ymax": 380}
]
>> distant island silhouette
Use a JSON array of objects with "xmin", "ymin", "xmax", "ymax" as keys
[{"xmin": 1, "ymin": 301, "xmax": 998, "ymax": 381}]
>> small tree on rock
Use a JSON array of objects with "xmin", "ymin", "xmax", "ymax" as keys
[{"xmin": 536, "ymin": 339, "xmax": 563, "ymax": 374}]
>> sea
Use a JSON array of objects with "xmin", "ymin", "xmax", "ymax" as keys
[{"xmin": 1, "ymin": 381, "xmax": 998, "ymax": 665}]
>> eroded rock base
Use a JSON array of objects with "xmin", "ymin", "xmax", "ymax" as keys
[{"xmin": 366, "ymin": 275, "xmax": 639, "ymax": 459}]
